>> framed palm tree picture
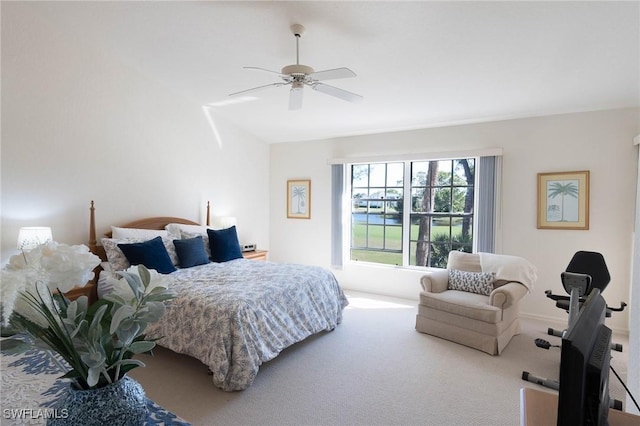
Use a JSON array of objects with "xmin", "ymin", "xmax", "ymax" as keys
[
  {"xmin": 287, "ymin": 179, "xmax": 311, "ymax": 219},
  {"xmin": 537, "ymin": 171, "xmax": 589, "ymax": 230}
]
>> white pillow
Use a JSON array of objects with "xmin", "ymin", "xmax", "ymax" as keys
[
  {"xmin": 111, "ymin": 226, "xmax": 169, "ymax": 240},
  {"xmin": 165, "ymin": 223, "xmax": 209, "ymax": 237},
  {"xmin": 102, "ymin": 237, "xmax": 134, "ymax": 271}
]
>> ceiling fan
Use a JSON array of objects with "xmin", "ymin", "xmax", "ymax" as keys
[{"xmin": 229, "ymin": 24, "xmax": 363, "ymax": 110}]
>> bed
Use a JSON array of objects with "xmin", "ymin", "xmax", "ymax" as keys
[{"xmin": 87, "ymin": 202, "xmax": 348, "ymax": 391}]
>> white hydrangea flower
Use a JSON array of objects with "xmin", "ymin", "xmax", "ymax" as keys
[
  {"xmin": 39, "ymin": 242, "xmax": 99, "ymax": 293},
  {"xmin": 0, "ymin": 241, "xmax": 100, "ymax": 323}
]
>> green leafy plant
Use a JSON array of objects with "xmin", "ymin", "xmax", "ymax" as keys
[{"xmin": 3, "ymin": 265, "xmax": 175, "ymax": 390}]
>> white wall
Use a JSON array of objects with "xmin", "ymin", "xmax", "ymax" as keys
[
  {"xmin": 1, "ymin": 5, "xmax": 270, "ymax": 264},
  {"xmin": 270, "ymin": 108, "xmax": 640, "ymax": 334}
]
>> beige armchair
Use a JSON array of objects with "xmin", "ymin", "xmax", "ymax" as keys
[{"xmin": 415, "ymin": 251, "xmax": 536, "ymax": 355}]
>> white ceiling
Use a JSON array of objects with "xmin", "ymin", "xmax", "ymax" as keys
[{"xmin": 17, "ymin": 1, "xmax": 640, "ymax": 143}]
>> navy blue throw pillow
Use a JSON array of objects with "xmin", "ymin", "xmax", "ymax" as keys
[
  {"xmin": 118, "ymin": 236, "xmax": 177, "ymax": 274},
  {"xmin": 173, "ymin": 236, "xmax": 210, "ymax": 268},
  {"xmin": 207, "ymin": 226, "xmax": 243, "ymax": 262}
]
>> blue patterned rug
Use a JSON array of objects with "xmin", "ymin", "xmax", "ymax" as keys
[{"xmin": 1, "ymin": 341, "xmax": 190, "ymax": 425}]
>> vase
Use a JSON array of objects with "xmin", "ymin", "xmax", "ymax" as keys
[{"xmin": 47, "ymin": 376, "xmax": 147, "ymax": 426}]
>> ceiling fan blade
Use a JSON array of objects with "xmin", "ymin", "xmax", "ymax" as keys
[
  {"xmin": 229, "ymin": 82, "xmax": 287, "ymax": 97},
  {"xmin": 289, "ymin": 87, "xmax": 304, "ymax": 110},
  {"xmin": 243, "ymin": 66, "xmax": 285, "ymax": 77},
  {"xmin": 308, "ymin": 67, "xmax": 356, "ymax": 81},
  {"xmin": 312, "ymin": 82, "xmax": 363, "ymax": 103}
]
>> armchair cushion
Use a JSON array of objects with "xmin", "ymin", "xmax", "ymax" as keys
[
  {"xmin": 448, "ymin": 269, "xmax": 496, "ymax": 296},
  {"xmin": 419, "ymin": 290, "xmax": 501, "ymax": 323}
]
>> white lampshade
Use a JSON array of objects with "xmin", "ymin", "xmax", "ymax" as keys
[
  {"xmin": 211, "ymin": 216, "xmax": 237, "ymax": 230},
  {"xmin": 17, "ymin": 227, "xmax": 53, "ymax": 250}
]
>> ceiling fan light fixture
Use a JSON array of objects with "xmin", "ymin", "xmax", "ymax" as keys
[{"xmin": 289, "ymin": 82, "xmax": 304, "ymax": 110}]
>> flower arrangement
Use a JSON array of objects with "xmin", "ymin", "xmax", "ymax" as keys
[{"xmin": 1, "ymin": 242, "xmax": 175, "ymax": 390}]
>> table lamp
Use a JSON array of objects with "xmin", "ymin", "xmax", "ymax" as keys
[
  {"xmin": 211, "ymin": 216, "xmax": 237, "ymax": 230},
  {"xmin": 17, "ymin": 227, "xmax": 53, "ymax": 250}
]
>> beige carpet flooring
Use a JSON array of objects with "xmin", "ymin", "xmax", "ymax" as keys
[{"xmin": 129, "ymin": 291, "xmax": 630, "ymax": 426}]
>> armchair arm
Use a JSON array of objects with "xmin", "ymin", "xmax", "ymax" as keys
[
  {"xmin": 489, "ymin": 282, "xmax": 528, "ymax": 309},
  {"xmin": 420, "ymin": 269, "xmax": 449, "ymax": 293}
]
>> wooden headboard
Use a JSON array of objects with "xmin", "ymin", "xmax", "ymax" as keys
[{"xmin": 88, "ymin": 200, "xmax": 209, "ymax": 261}]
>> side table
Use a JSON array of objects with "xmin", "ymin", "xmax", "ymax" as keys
[{"xmin": 242, "ymin": 250, "xmax": 268, "ymax": 261}]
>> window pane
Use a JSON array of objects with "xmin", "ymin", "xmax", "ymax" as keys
[
  {"xmin": 412, "ymin": 184, "xmax": 437, "ymax": 211},
  {"xmin": 438, "ymin": 160, "xmax": 453, "ymax": 185},
  {"xmin": 367, "ymin": 214, "xmax": 385, "ymax": 225},
  {"xmin": 429, "ymin": 242, "xmax": 450, "ymax": 268},
  {"xmin": 386, "ymin": 200, "xmax": 402, "ymax": 219},
  {"xmin": 352, "ymin": 212, "xmax": 368, "ymax": 224},
  {"xmin": 351, "ymin": 222, "xmax": 366, "ymax": 247},
  {"xmin": 411, "ymin": 162, "xmax": 429, "ymax": 186},
  {"xmin": 352, "ymin": 165, "xmax": 369, "ymax": 187},
  {"xmin": 385, "ymin": 225, "xmax": 402, "ymax": 250},
  {"xmin": 455, "ymin": 186, "xmax": 474, "ymax": 214},
  {"xmin": 366, "ymin": 225, "xmax": 383, "ymax": 249},
  {"xmin": 410, "ymin": 215, "xmax": 430, "ymax": 241},
  {"xmin": 387, "ymin": 163, "xmax": 404, "ymax": 187},
  {"xmin": 434, "ymin": 187, "xmax": 452, "ymax": 212},
  {"xmin": 352, "ymin": 190, "xmax": 368, "ymax": 212},
  {"xmin": 409, "ymin": 241, "xmax": 417, "ymax": 265},
  {"xmin": 413, "ymin": 240, "xmax": 430, "ymax": 267},
  {"xmin": 369, "ymin": 164, "xmax": 385, "ymax": 187}
]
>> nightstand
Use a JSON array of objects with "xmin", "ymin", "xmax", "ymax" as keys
[{"xmin": 242, "ymin": 250, "xmax": 268, "ymax": 261}]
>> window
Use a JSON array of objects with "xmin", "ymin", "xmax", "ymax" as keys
[{"xmin": 348, "ymin": 158, "xmax": 481, "ymax": 269}]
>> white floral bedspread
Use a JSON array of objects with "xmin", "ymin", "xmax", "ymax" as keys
[{"xmin": 145, "ymin": 259, "xmax": 348, "ymax": 391}]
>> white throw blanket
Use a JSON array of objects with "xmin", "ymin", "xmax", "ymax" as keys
[{"xmin": 479, "ymin": 252, "xmax": 537, "ymax": 292}]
